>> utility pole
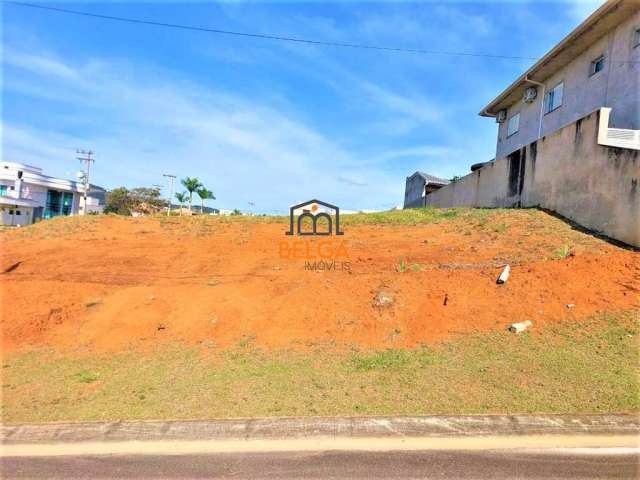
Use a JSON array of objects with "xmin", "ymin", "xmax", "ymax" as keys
[
  {"xmin": 163, "ymin": 174, "xmax": 176, "ymax": 216},
  {"xmin": 76, "ymin": 150, "xmax": 94, "ymax": 215}
]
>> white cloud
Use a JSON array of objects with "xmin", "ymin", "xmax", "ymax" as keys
[
  {"xmin": 3, "ymin": 50, "xmax": 79, "ymax": 80},
  {"xmin": 2, "ymin": 1, "xmax": 509, "ymax": 213},
  {"xmin": 2, "ymin": 47, "xmax": 406, "ymax": 212},
  {"xmin": 359, "ymin": 81, "xmax": 443, "ymax": 125}
]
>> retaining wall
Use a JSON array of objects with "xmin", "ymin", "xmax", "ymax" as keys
[{"xmin": 425, "ymin": 109, "xmax": 639, "ymax": 247}]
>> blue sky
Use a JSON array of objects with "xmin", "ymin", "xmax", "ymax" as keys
[{"xmin": 2, "ymin": 0, "xmax": 600, "ymax": 213}]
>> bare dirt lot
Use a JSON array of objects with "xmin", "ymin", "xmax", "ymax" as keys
[
  {"xmin": 1, "ymin": 208, "xmax": 638, "ymax": 422},
  {"xmin": 1, "ymin": 208, "xmax": 638, "ymax": 353}
]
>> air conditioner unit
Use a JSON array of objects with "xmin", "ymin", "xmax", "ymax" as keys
[
  {"xmin": 496, "ymin": 110, "xmax": 507, "ymax": 123},
  {"xmin": 523, "ymin": 86, "xmax": 538, "ymax": 103}
]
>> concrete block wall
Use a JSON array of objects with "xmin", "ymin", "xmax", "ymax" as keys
[{"xmin": 425, "ymin": 108, "xmax": 640, "ymax": 247}]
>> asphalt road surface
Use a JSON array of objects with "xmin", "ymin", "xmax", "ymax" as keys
[{"xmin": 2, "ymin": 449, "xmax": 639, "ymax": 479}]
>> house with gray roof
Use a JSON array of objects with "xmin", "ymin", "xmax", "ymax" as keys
[{"xmin": 403, "ymin": 171, "xmax": 449, "ymax": 208}]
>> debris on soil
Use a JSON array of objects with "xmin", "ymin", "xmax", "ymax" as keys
[
  {"xmin": 443, "ymin": 294, "xmax": 449, "ymax": 306},
  {"xmin": 84, "ymin": 299, "xmax": 101, "ymax": 309},
  {"xmin": 3, "ymin": 261, "xmax": 22, "ymax": 274},
  {"xmin": 509, "ymin": 320, "xmax": 532, "ymax": 333},
  {"xmin": 567, "ymin": 304, "xmax": 576, "ymax": 309},
  {"xmin": 373, "ymin": 291, "xmax": 394, "ymax": 308},
  {"xmin": 497, "ymin": 264, "xmax": 511, "ymax": 284},
  {"xmin": 157, "ymin": 324, "xmax": 166, "ymax": 331}
]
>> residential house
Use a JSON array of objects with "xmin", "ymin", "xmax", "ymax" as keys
[
  {"xmin": 480, "ymin": 0, "xmax": 639, "ymax": 159},
  {"xmin": 0, "ymin": 161, "xmax": 106, "ymax": 226},
  {"xmin": 421, "ymin": 0, "xmax": 639, "ymax": 246},
  {"xmin": 403, "ymin": 171, "xmax": 449, "ymax": 208}
]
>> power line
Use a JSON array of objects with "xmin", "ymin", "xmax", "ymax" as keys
[{"xmin": 6, "ymin": 1, "xmax": 539, "ymax": 61}]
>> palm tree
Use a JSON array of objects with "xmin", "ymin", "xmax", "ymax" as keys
[
  {"xmin": 196, "ymin": 188, "xmax": 216, "ymax": 214},
  {"xmin": 175, "ymin": 191, "xmax": 188, "ymax": 216},
  {"xmin": 181, "ymin": 177, "xmax": 203, "ymax": 212}
]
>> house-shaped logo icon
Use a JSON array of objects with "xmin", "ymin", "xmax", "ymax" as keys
[{"xmin": 285, "ymin": 199, "xmax": 344, "ymax": 236}]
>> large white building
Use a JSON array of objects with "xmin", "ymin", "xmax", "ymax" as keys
[{"xmin": 0, "ymin": 161, "xmax": 105, "ymax": 226}]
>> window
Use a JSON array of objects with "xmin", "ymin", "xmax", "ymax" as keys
[
  {"xmin": 507, "ymin": 112, "xmax": 520, "ymax": 137},
  {"xmin": 45, "ymin": 190, "xmax": 74, "ymax": 218},
  {"xmin": 545, "ymin": 82, "xmax": 564, "ymax": 114},
  {"xmin": 15, "ymin": 210, "xmax": 21, "ymax": 216},
  {"xmin": 634, "ymin": 27, "xmax": 640, "ymax": 47},
  {"xmin": 589, "ymin": 56, "xmax": 605, "ymax": 76},
  {"xmin": 0, "ymin": 185, "xmax": 7, "ymax": 196},
  {"xmin": 45, "ymin": 190, "xmax": 62, "ymax": 219},
  {"xmin": 62, "ymin": 192, "xmax": 73, "ymax": 215}
]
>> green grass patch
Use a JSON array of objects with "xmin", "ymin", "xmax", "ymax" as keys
[
  {"xmin": 555, "ymin": 244, "xmax": 573, "ymax": 259},
  {"xmin": 348, "ymin": 348, "xmax": 443, "ymax": 371},
  {"xmin": 1, "ymin": 215, "xmax": 102, "ymax": 240},
  {"xmin": 71, "ymin": 370, "xmax": 99, "ymax": 384},
  {"xmin": 492, "ymin": 222, "xmax": 508, "ymax": 233},
  {"xmin": 349, "ymin": 349, "xmax": 413, "ymax": 371},
  {"xmin": 341, "ymin": 207, "xmax": 468, "ymax": 226},
  {"xmin": 2, "ymin": 311, "xmax": 637, "ymax": 423},
  {"xmin": 159, "ymin": 206, "xmax": 504, "ymax": 229},
  {"xmin": 396, "ymin": 259, "xmax": 409, "ymax": 273}
]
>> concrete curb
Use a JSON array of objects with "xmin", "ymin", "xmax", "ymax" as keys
[{"xmin": 2, "ymin": 415, "xmax": 638, "ymax": 444}]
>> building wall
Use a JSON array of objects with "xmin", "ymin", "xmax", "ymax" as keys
[
  {"xmin": 19, "ymin": 183, "xmax": 48, "ymax": 207},
  {"xmin": 1, "ymin": 207, "xmax": 33, "ymax": 226},
  {"xmin": 495, "ymin": 11, "xmax": 640, "ymax": 159},
  {"xmin": 404, "ymin": 175, "xmax": 425, "ymax": 208},
  {"xmin": 19, "ymin": 183, "xmax": 82, "ymax": 216},
  {"xmin": 82, "ymin": 195, "xmax": 104, "ymax": 214},
  {"xmin": 426, "ymin": 109, "xmax": 640, "ymax": 247}
]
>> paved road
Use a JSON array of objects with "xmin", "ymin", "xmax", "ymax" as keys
[{"xmin": 2, "ymin": 449, "xmax": 639, "ymax": 479}]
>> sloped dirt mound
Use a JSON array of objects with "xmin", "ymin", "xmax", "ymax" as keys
[{"xmin": 1, "ymin": 212, "xmax": 638, "ymax": 352}]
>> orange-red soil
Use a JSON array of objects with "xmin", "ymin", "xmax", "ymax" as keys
[{"xmin": 1, "ymin": 213, "xmax": 638, "ymax": 353}]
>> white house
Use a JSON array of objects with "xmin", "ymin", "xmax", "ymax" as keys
[{"xmin": 0, "ymin": 161, "xmax": 105, "ymax": 226}]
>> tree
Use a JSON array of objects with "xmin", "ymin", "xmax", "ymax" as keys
[
  {"xmin": 104, "ymin": 187, "xmax": 131, "ymax": 215},
  {"xmin": 104, "ymin": 186, "xmax": 166, "ymax": 216},
  {"xmin": 181, "ymin": 177, "xmax": 202, "ymax": 212},
  {"xmin": 196, "ymin": 188, "xmax": 216, "ymax": 214},
  {"xmin": 129, "ymin": 187, "xmax": 165, "ymax": 212},
  {"xmin": 231, "ymin": 208, "xmax": 242, "ymax": 216},
  {"xmin": 175, "ymin": 192, "xmax": 188, "ymax": 216}
]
